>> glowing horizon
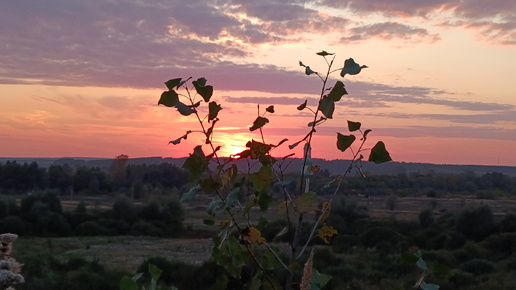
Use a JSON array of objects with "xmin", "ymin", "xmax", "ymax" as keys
[{"xmin": 1, "ymin": 1, "xmax": 516, "ymax": 166}]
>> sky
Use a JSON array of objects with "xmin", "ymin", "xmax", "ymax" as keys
[{"xmin": 1, "ymin": 0, "xmax": 516, "ymax": 166}]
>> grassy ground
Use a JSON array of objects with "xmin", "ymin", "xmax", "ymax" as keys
[{"xmin": 14, "ymin": 236, "xmax": 213, "ymax": 273}]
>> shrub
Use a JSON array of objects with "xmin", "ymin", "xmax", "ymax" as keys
[
  {"xmin": 499, "ymin": 214, "xmax": 516, "ymax": 233},
  {"xmin": 459, "ymin": 258, "xmax": 495, "ymax": 275},
  {"xmin": 137, "ymin": 257, "xmax": 198, "ymax": 289},
  {"xmin": 455, "ymin": 205, "xmax": 494, "ymax": 241},
  {"xmin": 418, "ymin": 208, "xmax": 435, "ymax": 228},
  {"xmin": 75, "ymin": 221, "xmax": 110, "ymax": 236},
  {"xmin": 0, "ymin": 216, "xmax": 26, "ymax": 235}
]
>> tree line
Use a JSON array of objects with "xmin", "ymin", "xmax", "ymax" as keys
[{"xmin": 0, "ymin": 160, "xmax": 189, "ymax": 197}]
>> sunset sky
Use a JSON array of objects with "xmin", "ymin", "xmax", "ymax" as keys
[{"xmin": 1, "ymin": 0, "xmax": 515, "ymax": 166}]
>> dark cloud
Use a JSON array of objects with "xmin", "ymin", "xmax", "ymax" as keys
[
  {"xmin": 0, "ymin": 0, "xmax": 352, "ymax": 89},
  {"xmin": 380, "ymin": 125, "xmax": 516, "ymax": 141}
]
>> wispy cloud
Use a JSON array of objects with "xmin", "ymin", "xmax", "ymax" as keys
[
  {"xmin": 319, "ymin": 0, "xmax": 516, "ymax": 45},
  {"xmin": 340, "ymin": 22, "xmax": 440, "ymax": 43}
]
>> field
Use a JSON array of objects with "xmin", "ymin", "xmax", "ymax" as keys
[{"xmin": 14, "ymin": 193, "xmax": 516, "ymax": 274}]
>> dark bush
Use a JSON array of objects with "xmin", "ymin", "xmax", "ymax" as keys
[
  {"xmin": 485, "ymin": 233, "xmax": 516, "ymax": 254},
  {"xmin": 0, "ymin": 215, "xmax": 26, "ymax": 235},
  {"xmin": 455, "ymin": 205, "xmax": 494, "ymax": 241},
  {"xmin": 499, "ymin": 214, "xmax": 516, "ymax": 233},
  {"xmin": 130, "ymin": 220, "xmax": 162, "ymax": 236},
  {"xmin": 137, "ymin": 257, "xmax": 199, "ymax": 289},
  {"xmin": 0, "ymin": 198, "xmax": 18, "ymax": 218},
  {"xmin": 418, "ymin": 208, "xmax": 435, "ymax": 228},
  {"xmin": 112, "ymin": 195, "xmax": 138, "ymax": 223},
  {"xmin": 459, "ymin": 259, "xmax": 495, "ymax": 275},
  {"xmin": 76, "ymin": 221, "xmax": 110, "ymax": 236}
]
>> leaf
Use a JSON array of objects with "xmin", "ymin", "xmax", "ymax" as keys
[
  {"xmin": 368, "ymin": 141, "xmax": 392, "ymax": 164},
  {"xmin": 249, "ymin": 116, "xmax": 269, "ymax": 131},
  {"xmin": 266, "ymin": 105, "xmax": 275, "ymax": 113},
  {"xmin": 192, "ymin": 78, "xmax": 213, "ymax": 102},
  {"xmin": 300, "ymin": 249, "xmax": 314, "ymax": 290},
  {"xmin": 289, "ymin": 140, "xmax": 303, "ymax": 150},
  {"xmin": 232, "ymin": 149, "xmax": 251, "ymax": 159},
  {"xmin": 340, "ymin": 58, "xmax": 368, "ymax": 77},
  {"xmin": 205, "ymin": 119, "xmax": 218, "ymax": 144},
  {"xmin": 158, "ymin": 90, "xmax": 178, "ymax": 107},
  {"xmin": 175, "ymin": 101, "xmax": 196, "ymax": 116},
  {"xmin": 305, "ymin": 66, "xmax": 316, "ymax": 75},
  {"xmin": 297, "ymin": 100, "xmax": 308, "ymax": 110},
  {"xmin": 274, "ymin": 138, "xmax": 288, "ymax": 147},
  {"xmin": 131, "ymin": 273, "xmax": 143, "ymax": 281},
  {"xmin": 208, "ymin": 101, "xmax": 222, "ymax": 122},
  {"xmin": 306, "ymin": 165, "xmax": 320, "ymax": 174},
  {"xmin": 320, "ymin": 201, "xmax": 331, "ymax": 224},
  {"xmin": 257, "ymin": 192, "xmax": 275, "ymax": 211},
  {"xmin": 311, "ymin": 269, "xmax": 332, "ymax": 290},
  {"xmin": 318, "ymin": 96, "xmax": 335, "ymax": 119},
  {"xmin": 207, "ymin": 196, "xmax": 223, "ymax": 216},
  {"xmin": 362, "ymin": 129, "xmax": 372, "ymax": 139},
  {"xmin": 119, "ymin": 276, "xmax": 138, "ymax": 290},
  {"xmin": 249, "ymin": 163, "xmax": 273, "ymax": 193},
  {"xmin": 239, "ymin": 226, "xmax": 266, "ymax": 245},
  {"xmin": 247, "ymin": 140, "xmax": 272, "ymax": 159},
  {"xmin": 169, "ymin": 130, "xmax": 192, "ymax": 145},
  {"xmin": 182, "ymin": 145, "xmax": 209, "ymax": 182},
  {"xmin": 347, "ymin": 120, "xmax": 361, "ymax": 132},
  {"xmin": 148, "ymin": 263, "xmax": 163, "ymax": 282},
  {"xmin": 181, "ymin": 184, "xmax": 200, "ymax": 201},
  {"xmin": 308, "ymin": 116, "xmax": 326, "ymax": 127},
  {"xmin": 225, "ymin": 187, "xmax": 240, "ymax": 209},
  {"xmin": 211, "ymin": 274, "xmax": 229, "ymax": 290},
  {"xmin": 165, "ymin": 78, "xmax": 182, "ymax": 90},
  {"xmin": 296, "ymin": 192, "xmax": 318, "ymax": 213},
  {"xmin": 199, "ymin": 178, "xmax": 221, "ymax": 192},
  {"xmin": 275, "ymin": 227, "xmax": 288, "ymax": 237},
  {"xmin": 416, "ymin": 258, "xmax": 428, "ymax": 270},
  {"xmin": 318, "ymin": 225, "xmax": 338, "ymax": 244},
  {"xmin": 420, "ymin": 281, "xmax": 440, "ymax": 290},
  {"xmin": 275, "ymin": 177, "xmax": 297, "ymax": 186},
  {"xmin": 327, "ymin": 81, "xmax": 347, "ymax": 102},
  {"xmin": 299, "ymin": 61, "xmax": 306, "ymax": 67},
  {"xmin": 194, "ymin": 77, "xmax": 207, "ymax": 87},
  {"xmin": 336, "ymin": 133, "xmax": 356, "ymax": 152},
  {"xmin": 316, "ymin": 50, "xmax": 334, "ymax": 56},
  {"xmin": 220, "ymin": 164, "xmax": 238, "ymax": 187}
]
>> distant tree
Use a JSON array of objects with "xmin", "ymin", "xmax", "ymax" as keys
[
  {"xmin": 110, "ymin": 154, "xmax": 129, "ymax": 186},
  {"xmin": 418, "ymin": 208, "xmax": 435, "ymax": 228},
  {"xmin": 455, "ymin": 205, "xmax": 494, "ymax": 241},
  {"xmin": 48, "ymin": 164, "xmax": 73, "ymax": 193},
  {"xmin": 111, "ymin": 195, "xmax": 138, "ymax": 223}
]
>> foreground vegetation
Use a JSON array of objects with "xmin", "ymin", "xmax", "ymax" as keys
[
  {"xmin": 1, "ymin": 186, "xmax": 515, "ymax": 288},
  {"xmin": 2, "ymin": 158, "xmax": 516, "ymax": 288}
]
